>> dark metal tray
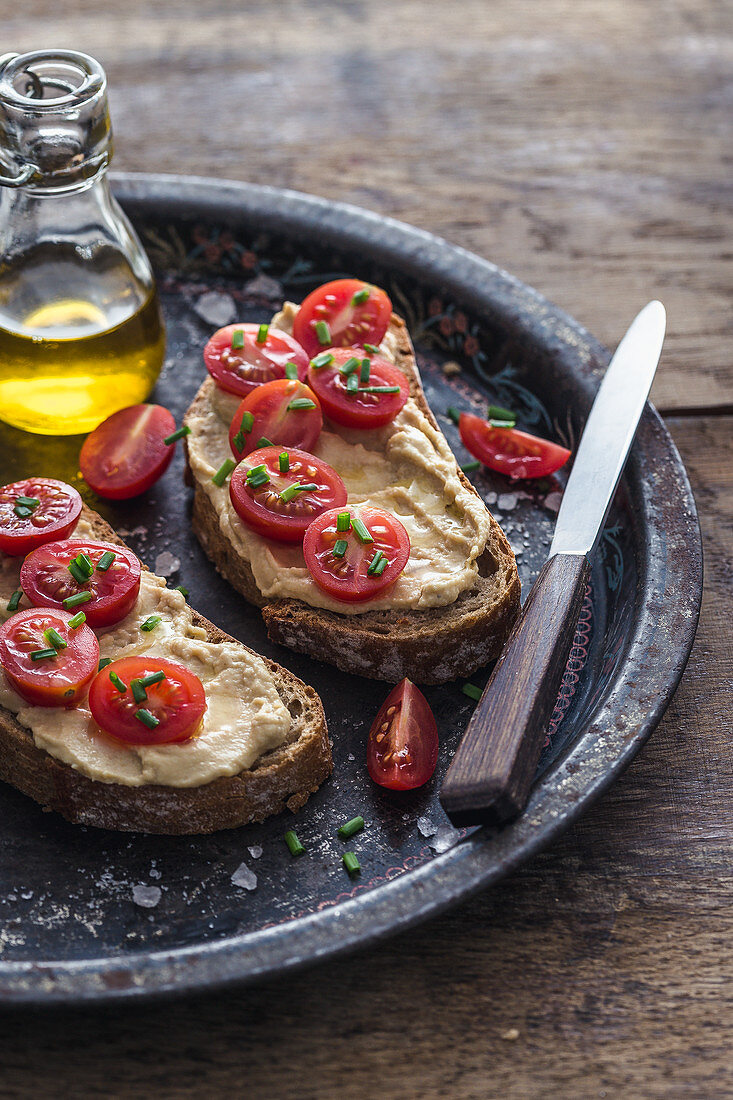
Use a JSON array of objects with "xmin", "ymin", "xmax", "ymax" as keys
[{"xmin": 0, "ymin": 174, "xmax": 701, "ymax": 1005}]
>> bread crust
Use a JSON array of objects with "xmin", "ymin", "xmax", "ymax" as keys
[
  {"xmin": 184, "ymin": 315, "xmax": 521, "ymax": 684},
  {"xmin": 0, "ymin": 509, "xmax": 332, "ymax": 834}
]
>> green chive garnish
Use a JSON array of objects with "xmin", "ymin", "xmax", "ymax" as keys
[
  {"xmin": 284, "ymin": 830, "xmax": 305, "ymax": 857},
  {"xmin": 175, "ymin": 585, "xmax": 188, "ymax": 598},
  {"xmin": 488, "ymin": 404, "xmax": 516, "ymax": 423},
  {"xmin": 279, "ymin": 482, "xmax": 318, "ymax": 504},
  {"xmin": 338, "ymin": 356, "xmax": 361, "ymax": 376},
  {"xmin": 67, "ymin": 561, "xmax": 88, "ymax": 586},
  {"xmin": 310, "ymin": 351, "xmax": 334, "ymax": 369},
  {"xmin": 76, "ymin": 552, "xmax": 94, "ymax": 578},
  {"xmin": 231, "ymin": 329, "xmax": 245, "ymax": 350},
  {"xmin": 256, "ymin": 323, "xmax": 269, "ymax": 344},
  {"xmin": 98, "ymin": 657, "xmax": 112, "ymax": 671},
  {"xmin": 338, "ymin": 816, "xmax": 364, "ymax": 839},
  {"xmin": 239, "ymin": 411, "xmax": 255, "ymax": 434},
  {"xmin": 284, "ymin": 362, "xmax": 298, "ymax": 380},
  {"xmin": 109, "ymin": 671, "xmax": 127, "ymax": 693},
  {"xmin": 460, "ymin": 460, "xmax": 481, "ymax": 474},
  {"xmin": 135, "ymin": 708, "xmax": 160, "ymax": 730},
  {"xmin": 336, "ymin": 512, "xmax": 351, "ymax": 532},
  {"xmin": 131, "ymin": 678, "xmax": 148, "ymax": 704},
  {"xmin": 13, "ymin": 505, "xmax": 33, "ymax": 518},
  {"xmin": 140, "ymin": 615, "xmax": 161, "ymax": 633},
  {"xmin": 345, "ymin": 374, "xmax": 359, "ymax": 394},
  {"xmin": 31, "ymin": 647, "xmax": 57, "ymax": 662},
  {"xmin": 163, "ymin": 425, "xmax": 191, "ymax": 446},
  {"xmin": 343, "ymin": 852, "xmax": 361, "ymax": 875},
  {"xmin": 62, "ymin": 591, "xmax": 93, "ymax": 609},
  {"xmin": 360, "ymin": 358, "xmax": 371, "ymax": 383},
  {"xmin": 462, "ymin": 683, "xmax": 482, "ymax": 701},
  {"xmin": 246, "ymin": 463, "xmax": 268, "ymax": 480},
  {"xmin": 212, "ymin": 458, "xmax": 236, "ymax": 487},
  {"xmin": 15, "ymin": 495, "xmax": 39, "ymax": 508},
  {"xmin": 358, "ymin": 385, "xmax": 400, "ymax": 394},
  {"xmin": 232, "ymin": 431, "xmax": 246, "ymax": 453},
  {"xmin": 44, "ymin": 627, "xmax": 67, "ymax": 650},
  {"xmin": 246, "ymin": 470, "xmax": 270, "ymax": 489},
  {"xmin": 287, "ymin": 398, "xmax": 316, "ymax": 411},
  {"xmin": 446, "ymin": 406, "xmax": 461, "ymax": 426},
  {"xmin": 333, "ymin": 539, "xmax": 348, "ymax": 558},
  {"xmin": 352, "ymin": 516, "xmax": 373, "ymax": 544},
  {"xmin": 279, "ymin": 452, "xmax": 290, "ymax": 473},
  {"xmin": 352, "ymin": 286, "xmax": 370, "ymax": 305},
  {"xmin": 255, "ymin": 436, "xmax": 274, "ymax": 449},
  {"xmin": 315, "ymin": 320, "xmax": 331, "ymax": 346},
  {"xmin": 96, "ymin": 550, "xmax": 115, "ymax": 572},
  {"xmin": 7, "ymin": 589, "xmax": 22, "ymax": 613},
  {"xmin": 363, "ymin": 343, "xmax": 380, "ymax": 355},
  {"xmin": 140, "ymin": 671, "xmax": 166, "ymax": 688},
  {"xmin": 367, "ymin": 550, "xmax": 387, "ymax": 576}
]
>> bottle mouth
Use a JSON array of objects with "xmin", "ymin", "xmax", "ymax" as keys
[{"xmin": 0, "ymin": 50, "xmax": 106, "ymax": 110}]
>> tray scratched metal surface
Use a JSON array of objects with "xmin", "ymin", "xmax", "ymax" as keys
[{"xmin": 0, "ymin": 175, "xmax": 702, "ymax": 1004}]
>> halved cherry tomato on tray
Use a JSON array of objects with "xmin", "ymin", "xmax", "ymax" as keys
[
  {"xmin": 0, "ymin": 608, "xmax": 99, "ymax": 708},
  {"xmin": 80, "ymin": 404, "xmax": 177, "ymax": 500},
  {"xmin": 306, "ymin": 347, "xmax": 409, "ymax": 430},
  {"xmin": 21, "ymin": 539, "xmax": 141, "ymax": 628},
  {"xmin": 303, "ymin": 506, "xmax": 410, "ymax": 603},
  {"xmin": 293, "ymin": 279, "xmax": 392, "ymax": 358},
  {"xmin": 204, "ymin": 323, "xmax": 310, "ymax": 397},
  {"xmin": 0, "ymin": 478, "xmax": 82, "ymax": 557},
  {"xmin": 229, "ymin": 447, "xmax": 347, "ymax": 543},
  {"xmin": 459, "ymin": 413, "xmax": 571, "ymax": 480},
  {"xmin": 367, "ymin": 678, "xmax": 439, "ymax": 790},
  {"xmin": 229, "ymin": 378, "xmax": 323, "ymax": 459},
  {"xmin": 89, "ymin": 656, "xmax": 206, "ymax": 746}
]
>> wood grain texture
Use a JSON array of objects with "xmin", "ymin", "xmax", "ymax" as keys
[{"xmin": 1, "ymin": 2, "xmax": 731, "ymax": 1096}]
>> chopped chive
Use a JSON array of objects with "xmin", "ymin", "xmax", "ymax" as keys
[
  {"xmin": 140, "ymin": 615, "xmax": 161, "ymax": 633},
  {"xmin": 446, "ymin": 406, "xmax": 461, "ymax": 426},
  {"xmin": 232, "ymin": 430, "xmax": 246, "ymax": 453},
  {"xmin": 67, "ymin": 561, "xmax": 88, "ymax": 586},
  {"xmin": 246, "ymin": 463, "xmax": 267, "ymax": 478},
  {"xmin": 256, "ymin": 323, "xmax": 269, "ymax": 344},
  {"xmin": 44, "ymin": 627, "xmax": 67, "ymax": 650},
  {"xmin": 279, "ymin": 482, "xmax": 318, "ymax": 504},
  {"xmin": 76, "ymin": 552, "xmax": 94, "ymax": 578},
  {"xmin": 230, "ymin": 329, "xmax": 245, "ymax": 350},
  {"xmin": 336, "ymin": 512, "xmax": 351, "ymax": 532},
  {"xmin": 131, "ymin": 678, "xmax": 148, "ymax": 704},
  {"xmin": 367, "ymin": 550, "xmax": 385, "ymax": 575},
  {"xmin": 346, "ymin": 374, "xmax": 359, "ymax": 394},
  {"xmin": 68, "ymin": 611, "xmax": 86, "ymax": 629},
  {"xmin": 315, "ymin": 320, "xmax": 331, "ymax": 346},
  {"xmin": 140, "ymin": 671, "xmax": 166, "ymax": 688},
  {"xmin": 371, "ymin": 556, "xmax": 387, "ymax": 576},
  {"xmin": 15, "ymin": 495, "xmax": 39, "ymax": 508},
  {"xmin": 487, "ymin": 404, "xmax": 516, "ymax": 423},
  {"xmin": 462, "ymin": 683, "xmax": 482, "ymax": 701},
  {"xmin": 352, "ymin": 286, "xmax": 370, "ymax": 305},
  {"xmin": 338, "ymin": 816, "xmax": 364, "ymax": 839},
  {"xmin": 311, "ymin": 351, "xmax": 334, "ymax": 369},
  {"xmin": 212, "ymin": 458, "xmax": 236, "ymax": 487},
  {"xmin": 284, "ymin": 830, "xmax": 305, "ymax": 857},
  {"xmin": 96, "ymin": 550, "xmax": 115, "ymax": 572},
  {"xmin": 338, "ymin": 356, "xmax": 361, "ymax": 376},
  {"xmin": 460, "ymin": 460, "xmax": 481, "ymax": 474},
  {"xmin": 163, "ymin": 425, "xmax": 191, "ymax": 446},
  {"xmin": 135, "ymin": 708, "xmax": 160, "ymax": 730},
  {"xmin": 360, "ymin": 358, "xmax": 371, "ymax": 383},
  {"xmin": 352, "ymin": 516, "xmax": 373, "ymax": 544},
  {"xmin": 284, "ymin": 362, "xmax": 298, "ymax": 380},
  {"xmin": 489, "ymin": 419, "xmax": 516, "ymax": 429},
  {"xmin": 175, "ymin": 585, "xmax": 189, "ymax": 598},
  {"xmin": 7, "ymin": 589, "xmax": 22, "ymax": 613},
  {"xmin": 359, "ymin": 385, "xmax": 400, "ymax": 394},
  {"xmin": 98, "ymin": 657, "xmax": 112, "ymax": 671},
  {"xmin": 255, "ymin": 436, "xmax": 274, "ymax": 449},
  {"xmin": 31, "ymin": 647, "xmax": 57, "ymax": 661},
  {"xmin": 287, "ymin": 398, "xmax": 316, "ymax": 411},
  {"xmin": 109, "ymin": 671, "xmax": 127, "ymax": 693},
  {"xmin": 333, "ymin": 538, "xmax": 348, "ymax": 558},
  {"xmin": 343, "ymin": 852, "xmax": 361, "ymax": 876},
  {"xmin": 246, "ymin": 471, "xmax": 270, "ymax": 489},
  {"xmin": 363, "ymin": 343, "xmax": 380, "ymax": 355},
  {"xmin": 239, "ymin": 411, "xmax": 255, "ymax": 434},
  {"xmin": 13, "ymin": 504, "xmax": 34, "ymax": 518},
  {"xmin": 62, "ymin": 591, "xmax": 93, "ymax": 609},
  {"xmin": 279, "ymin": 451, "xmax": 290, "ymax": 473}
]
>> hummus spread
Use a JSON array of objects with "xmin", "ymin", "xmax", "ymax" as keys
[
  {"xmin": 185, "ymin": 304, "xmax": 491, "ymax": 615},
  {"xmin": 0, "ymin": 517, "xmax": 291, "ymax": 787}
]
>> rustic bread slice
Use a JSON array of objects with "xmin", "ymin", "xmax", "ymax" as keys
[
  {"xmin": 184, "ymin": 315, "xmax": 521, "ymax": 685},
  {"xmin": 0, "ymin": 508, "xmax": 332, "ymax": 835}
]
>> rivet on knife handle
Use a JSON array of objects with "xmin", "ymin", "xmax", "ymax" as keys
[{"xmin": 439, "ymin": 552, "xmax": 590, "ymax": 826}]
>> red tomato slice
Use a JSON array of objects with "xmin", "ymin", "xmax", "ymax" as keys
[
  {"xmin": 303, "ymin": 506, "xmax": 410, "ymax": 603},
  {"xmin": 229, "ymin": 447, "xmax": 347, "ymax": 543},
  {"xmin": 306, "ymin": 347, "xmax": 409, "ymax": 429},
  {"xmin": 21, "ymin": 539, "xmax": 141, "ymax": 628},
  {"xmin": 0, "ymin": 607, "xmax": 99, "ymax": 708},
  {"xmin": 229, "ymin": 378, "xmax": 323, "ymax": 459},
  {"xmin": 0, "ymin": 478, "xmax": 82, "ymax": 557},
  {"xmin": 204, "ymin": 323, "xmax": 310, "ymax": 397},
  {"xmin": 459, "ymin": 413, "xmax": 571, "ymax": 480},
  {"xmin": 79, "ymin": 404, "xmax": 177, "ymax": 500},
  {"xmin": 89, "ymin": 656, "xmax": 206, "ymax": 746},
  {"xmin": 367, "ymin": 678, "xmax": 439, "ymax": 790},
  {"xmin": 293, "ymin": 279, "xmax": 392, "ymax": 358}
]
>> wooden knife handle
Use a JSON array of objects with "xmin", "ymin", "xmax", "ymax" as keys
[{"xmin": 439, "ymin": 552, "xmax": 591, "ymax": 827}]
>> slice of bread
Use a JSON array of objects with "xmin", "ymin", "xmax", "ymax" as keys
[
  {"xmin": 0, "ymin": 508, "xmax": 332, "ymax": 834},
  {"xmin": 184, "ymin": 315, "xmax": 521, "ymax": 685}
]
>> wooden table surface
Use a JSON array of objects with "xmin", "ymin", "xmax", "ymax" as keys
[{"xmin": 3, "ymin": 1, "xmax": 732, "ymax": 1095}]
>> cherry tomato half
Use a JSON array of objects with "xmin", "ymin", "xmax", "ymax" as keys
[
  {"xmin": 229, "ymin": 378, "xmax": 323, "ymax": 459},
  {"xmin": 80, "ymin": 404, "xmax": 177, "ymax": 500},
  {"xmin": 0, "ymin": 607, "xmax": 99, "ymax": 708},
  {"xmin": 21, "ymin": 539, "xmax": 142, "ymax": 628},
  {"xmin": 0, "ymin": 478, "xmax": 82, "ymax": 557},
  {"xmin": 204, "ymin": 323, "xmax": 310, "ymax": 397},
  {"xmin": 367, "ymin": 678, "xmax": 439, "ymax": 791},
  {"xmin": 89, "ymin": 656, "xmax": 206, "ymax": 746},
  {"xmin": 459, "ymin": 413, "xmax": 571, "ymax": 481},
  {"xmin": 303, "ymin": 506, "xmax": 410, "ymax": 603},
  {"xmin": 229, "ymin": 446, "xmax": 347, "ymax": 543},
  {"xmin": 306, "ymin": 347, "xmax": 409, "ymax": 430},
  {"xmin": 293, "ymin": 279, "xmax": 392, "ymax": 358}
]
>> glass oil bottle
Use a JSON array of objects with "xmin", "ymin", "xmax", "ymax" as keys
[{"xmin": 0, "ymin": 50, "xmax": 165, "ymax": 435}]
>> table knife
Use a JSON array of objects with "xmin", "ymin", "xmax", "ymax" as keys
[{"xmin": 439, "ymin": 300, "xmax": 667, "ymax": 827}]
